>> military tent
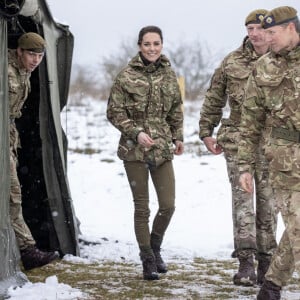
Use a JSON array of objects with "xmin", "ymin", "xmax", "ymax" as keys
[{"xmin": 0, "ymin": 0, "xmax": 79, "ymax": 297}]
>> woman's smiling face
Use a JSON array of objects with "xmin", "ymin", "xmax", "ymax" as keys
[{"xmin": 139, "ymin": 32, "xmax": 163, "ymax": 62}]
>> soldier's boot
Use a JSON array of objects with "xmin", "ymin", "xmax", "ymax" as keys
[
  {"xmin": 140, "ymin": 251, "xmax": 159, "ymax": 280},
  {"xmin": 150, "ymin": 233, "xmax": 168, "ymax": 273},
  {"xmin": 257, "ymin": 255, "xmax": 271, "ymax": 285},
  {"xmin": 233, "ymin": 255, "xmax": 256, "ymax": 286},
  {"xmin": 21, "ymin": 245, "xmax": 59, "ymax": 271},
  {"xmin": 257, "ymin": 280, "xmax": 281, "ymax": 300}
]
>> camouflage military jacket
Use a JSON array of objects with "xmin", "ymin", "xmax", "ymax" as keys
[
  {"xmin": 199, "ymin": 38, "xmax": 261, "ymax": 152},
  {"xmin": 107, "ymin": 53, "xmax": 183, "ymax": 166},
  {"xmin": 8, "ymin": 49, "xmax": 31, "ymax": 119},
  {"xmin": 8, "ymin": 49, "xmax": 31, "ymax": 152},
  {"xmin": 238, "ymin": 45, "xmax": 300, "ymax": 191}
]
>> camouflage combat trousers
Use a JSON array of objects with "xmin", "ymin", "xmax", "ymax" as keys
[
  {"xmin": 265, "ymin": 189, "xmax": 300, "ymax": 287},
  {"xmin": 123, "ymin": 160, "xmax": 175, "ymax": 252},
  {"xmin": 224, "ymin": 148, "xmax": 277, "ymax": 259},
  {"xmin": 10, "ymin": 123, "xmax": 35, "ymax": 251}
]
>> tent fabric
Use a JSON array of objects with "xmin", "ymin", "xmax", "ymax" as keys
[
  {"xmin": 38, "ymin": 0, "xmax": 80, "ymax": 256},
  {"xmin": 0, "ymin": 0, "xmax": 79, "ymax": 296},
  {"xmin": 0, "ymin": 16, "xmax": 27, "ymax": 297}
]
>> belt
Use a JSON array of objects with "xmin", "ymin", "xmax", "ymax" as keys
[{"xmin": 271, "ymin": 127, "xmax": 300, "ymax": 143}]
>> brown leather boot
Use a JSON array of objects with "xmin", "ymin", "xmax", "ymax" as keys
[
  {"xmin": 257, "ymin": 280, "xmax": 281, "ymax": 300},
  {"xmin": 21, "ymin": 246, "xmax": 59, "ymax": 270},
  {"xmin": 140, "ymin": 252, "xmax": 159, "ymax": 280},
  {"xmin": 150, "ymin": 233, "xmax": 168, "ymax": 273},
  {"xmin": 153, "ymin": 250, "xmax": 167, "ymax": 273},
  {"xmin": 257, "ymin": 256, "xmax": 271, "ymax": 285},
  {"xmin": 233, "ymin": 256, "xmax": 256, "ymax": 286}
]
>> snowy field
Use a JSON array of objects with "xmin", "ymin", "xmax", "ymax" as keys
[{"xmin": 7, "ymin": 99, "xmax": 293, "ymax": 299}]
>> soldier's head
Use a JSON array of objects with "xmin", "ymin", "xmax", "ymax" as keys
[
  {"xmin": 17, "ymin": 32, "xmax": 46, "ymax": 72},
  {"xmin": 262, "ymin": 6, "xmax": 300, "ymax": 53},
  {"xmin": 245, "ymin": 9, "xmax": 269, "ymax": 54},
  {"xmin": 137, "ymin": 26, "xmax": 163, "ymax": 63}
]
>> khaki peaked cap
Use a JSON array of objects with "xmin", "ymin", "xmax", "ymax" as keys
[
  {"xmin": 262, "ymin": 6, "xmax": 298, "ymax": 29},
  {"xmin": 245, "ymin": 9, "xmax": 268, "ymax": 26},
  {"xmin": 18, "ymin": 32, "xmax": 46, "ymax": 53}
]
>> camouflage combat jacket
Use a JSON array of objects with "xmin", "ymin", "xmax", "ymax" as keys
[
  {"xmin": 199, "ymin": 38, "xmax": 262, "ymax": 152},
  {"xmin": 107, "ymin": 53, "xmax": 183, "ymax": 167},
  {"xmin": 8, "ymin": 49, "xmax": 31, "ymax": 152},
  {"xmin": 238, "ymin": 45, "xmax": 300, "ymax": 191},
  {"xmin": 8, "ymin": 49, "xmax": 31, "ymax": 119}
]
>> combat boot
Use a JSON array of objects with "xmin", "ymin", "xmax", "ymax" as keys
[
  {"xmin": 257, "ymin": 255, "xmax": 271, "ymax": 285},
  {"xmin": 257, "ymin": 280, "xmax": 281, "ymax": 300},
  {"xmin": 140, "ymin": 252, "xmax": 159, "ymax": 280},
  {"xmin": 21, "ymin": 245, "xmax": 59, "ymax": 271},
  {"xmin": 233, "ymin": 256, "xmax": 256, "ymax": 286},
  {"xmin": 150, "ymin": 233, "xmax": 168, "ymax": 273}
]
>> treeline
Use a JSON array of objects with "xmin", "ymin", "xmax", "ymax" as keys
[{"xmin": 69, "ymin": 38, "xmax": 222, "ymax": 105}]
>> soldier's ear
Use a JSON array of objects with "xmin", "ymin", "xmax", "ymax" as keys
[
  {"xmin": 17, "ymin": 47, "xmax": 23, "ymax": 56},
  {"xmin": 288, "ymin": 21, "xmax": 296, "ymax": 32}
]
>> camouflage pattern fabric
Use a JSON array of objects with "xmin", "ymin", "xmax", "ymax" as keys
[
  {"xmin": 238, "ymin": 45, "xmax": 300, "ymax": 288},
  {"xmin": 199, "ymin": 37, "xmax": 261, "ymax": 145},
  {"xmin": 107, "ymin": 53, "xmax": 183, "ymax": 168},
  {"xmin": 8, "ymin": 49, "xmax": 30, "ymax": 119},
  {"xmin": 226, "ymin": 148, "xmax": 277, "ymax": 259},
  {"xmin": 8, "ymin": 49, "xmax": 35, "ymax": 250},
  {"xmin": 238, "ymin": 45, "xmax": 300, "ymax": 191},
  {"xmin": 199, "ymin": 38, "xmax": 277, "ymax": 258},
  {"xmin": 265, "ymin": 189, "xmax": 300, "ymax": 287},
  {"xmin": 10, "ymin": 139, "xmax": 35, "ymax": 250}
]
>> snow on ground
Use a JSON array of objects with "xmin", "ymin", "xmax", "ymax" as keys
[
  {"xmin": 64, "ymin": 99, "xmax": 235, "ymax": 261},
  {"xmin": 7, "ymin": 99, "xmax": 287, "ymax": 299}
]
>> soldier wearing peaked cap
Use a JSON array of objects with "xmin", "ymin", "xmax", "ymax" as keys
[
  {"xmin": 17, "ymin": 32, "xmax": 46, "ymax": 52},
  {"xmin": 8, "ymin": 32, "xmax": 59, "ymax": 270},
  {"xmin": 199, "ymin": 9, "xmax": 278, "ymax": 287},
  {"xmin": 238, "ymin": 6, "xmax": 300, "ymax": 300}
]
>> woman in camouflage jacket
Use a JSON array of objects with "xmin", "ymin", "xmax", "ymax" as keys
[{"xmin": 107, "ymin": 25, "xmax": 184, "ymax": 280}]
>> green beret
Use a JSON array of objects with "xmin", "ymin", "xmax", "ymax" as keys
[
  {"xmin": 245, "ymin": 9, "xmax": 268, "ymax": 26},
  {"xmin": 262, "ymin": 6, "xmax": 298, "ymax": 29},
  {"xmin": 18, "ymin": 32, "xmax": 46, "ymax": 53}
]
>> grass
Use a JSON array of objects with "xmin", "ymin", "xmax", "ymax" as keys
[{"xmin": 23, "ymin": 255, "xmax": 300, "ymax": 300}]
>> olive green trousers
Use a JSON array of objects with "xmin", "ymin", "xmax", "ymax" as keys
[{"xmin": 124, "ymin": 160, "xmax": 175, "ymax": 252}]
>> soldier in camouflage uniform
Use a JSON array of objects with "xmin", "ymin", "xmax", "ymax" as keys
[
  {"xmin": 9, "ymin": 32, "xmax": 59, "ymax": 270},
  {"xmin": 107, "ymin": 26, "xmax": 184, "ymax": 280},
  {"xmin": 199, "ymin": 10, "xmax": 278, "ymax": 286},
  {"xmin": 238, "ymin": 6, "xmax": 300, "ymax": 300}
]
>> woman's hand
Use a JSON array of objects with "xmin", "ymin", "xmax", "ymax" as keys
[{"xmin": 137, "ymin": 132, "xmax": 155, "ymax": 148}]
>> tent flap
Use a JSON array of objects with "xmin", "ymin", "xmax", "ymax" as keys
[
  {"xmin": 0, "ymin": 16, "xmax": 28, "ymax": 298},
  {"xmin": 0, "ymin": 0, "xmax": 79, "ymax": 295}
]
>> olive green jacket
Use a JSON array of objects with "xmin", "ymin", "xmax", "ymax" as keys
[
  {"xmin": 238, "ymin": 45, "xmax": 300, "ymax": 191},
  {"xmin": 199, "ymin": 38, "xmax": 261, "ymax": 152},
  {"xmin": 107, "ymin": 53, "xmax": 183, "ymax": 167}
]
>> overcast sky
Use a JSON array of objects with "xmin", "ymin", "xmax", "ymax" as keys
[{"xmin": 46, "ymin": 0, "xmax": 299, "ymax": 65}]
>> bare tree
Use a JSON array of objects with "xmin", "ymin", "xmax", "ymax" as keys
[
  {"xmin": 69, "ymin": 64, "xmax": 100, "ymax": 105},
  {"xmin": 97, "ymin": 39, "xmax": 137, "ymax": 99},
  {"xmin": 69, "ymin": 38, "xmax": 222, "ymax": 102},
  {"xmin": 166, "ymin": 40, "xmax": 220, "ymax": 100}
]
